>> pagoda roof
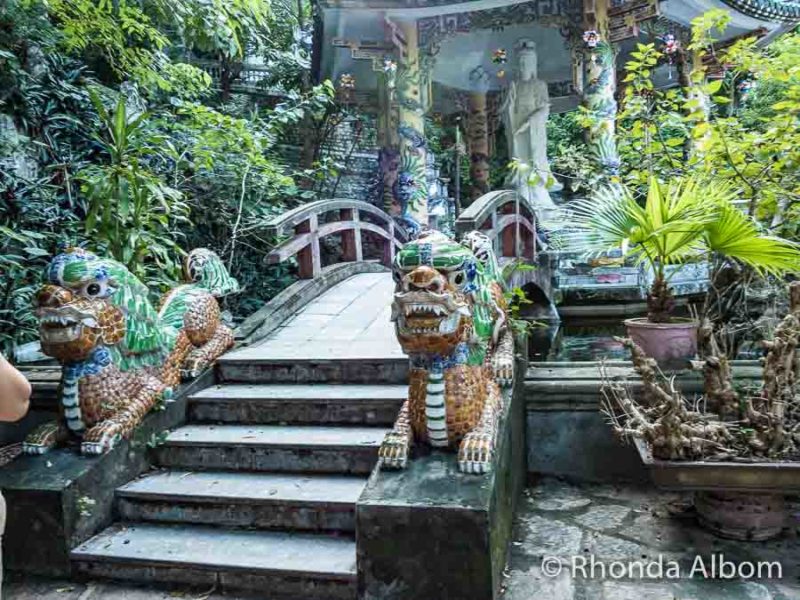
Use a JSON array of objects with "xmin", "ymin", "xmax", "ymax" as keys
[
  {"xmin": 719, "ymin": 0, "xmax": 800, "ymax": 21},
  {"xmin": 317, "ymin": 0, "xmax": 800, "ymax": 23}
]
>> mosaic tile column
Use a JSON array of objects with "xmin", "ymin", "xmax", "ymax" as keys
[
  {"xmin": 377, "ymin": 57, "xmax": 401, "ymax": 215},
  {"xmin": 468, "ymin": 76, "xmax": 491, "ymax": 201},
  {"xmin": 581, "ymin": 0, "xmax": 619, "ymax": 178},
  {"xmin": 394, "ymin": 19, "xmax": 428, "ymax": 236},
  {"xmin": 582, "ymin": 39, "xmax": 620, "ymax": 177}
]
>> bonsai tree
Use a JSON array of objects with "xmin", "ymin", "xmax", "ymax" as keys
[
  {"xmin": 601, "ymin": 283, "xmax": 800, "ymax": 460},
  {"xmin": 564, "ymin": 177, "xmax": 800, "ymax": 322}
]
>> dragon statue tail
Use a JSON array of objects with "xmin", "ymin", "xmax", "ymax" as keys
[{"xmin": 183, "ymin": 248, "xmax": 240, "ymax": 298}]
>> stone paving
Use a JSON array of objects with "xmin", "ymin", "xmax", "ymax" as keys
[
  {"xmin": 224, "ymin": 272, "xmax": 404, "ymax": 362},
  {"xmin": 2, "ymin": 575, "xmax": 259, "ymax": 600},
  {"xmin": 9, "ymin": 477, "xmax": 800, "ymax": 599},
  {"xmin": 502, "ymin": 478, "xmax": 800, "ymax": 600}
]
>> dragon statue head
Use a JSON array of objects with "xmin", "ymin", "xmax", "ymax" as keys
[
  {"xmin": 36, "ymin": 248, "xmax": 168, "ymax": 368},
  {"xmin": 392, "ymin": 230, "xmax": 503, "ymax": 360}
]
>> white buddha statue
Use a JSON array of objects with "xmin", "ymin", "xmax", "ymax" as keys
[{"xmin": 502, "ymin": 39, "xmax": 559, "ymax": 209}]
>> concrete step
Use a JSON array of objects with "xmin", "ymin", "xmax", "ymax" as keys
[
  {"xmin": 188, "ymin": 384, "xmax": 406, "ymax": 425},
  {"xmin": 217, "ymin": 352, "xmax": 408, "ymax": 385},
  {"xmin": 71, "ymin": 522, "xmax": 356, "ymax": 599},
  {"xmin": 152, "ymin": 425, "xmax": 388, "ymax": 475},
  {"xmin": 117, "ymin": 470, "xmax": 366, "ymax": 532}
]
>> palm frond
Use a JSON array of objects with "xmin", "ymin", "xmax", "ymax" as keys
[
  {"xmin": 706, "ymin": 201, "xmax": 800, "ymax": 275},
  {"xmin": 560, "ymin": 185, "xmax": 642, "ymax": 255}
]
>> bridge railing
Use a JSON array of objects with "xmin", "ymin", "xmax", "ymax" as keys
[
  {"xmin": 455, "ymin": 190, "xmax": 536, "ymax": 263},
  {"xmin": 265, "ymin": 199, "xmax": 408, "ymax": 279}
]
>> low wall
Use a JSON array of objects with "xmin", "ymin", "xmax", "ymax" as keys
[
  {"xmin": 0, "ymin": 370, "xmax": 211, "ymax": 576},
  {"xmin": 525, "ymin": 361, "xmax": 763, "ymax": 483}
]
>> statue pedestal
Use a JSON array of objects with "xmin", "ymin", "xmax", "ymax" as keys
[
  {"xmin": 356, "ymin": 350, "xmax": 527, "ymax": 600},
  {"xmin": 0, "ymin": 371, "xmax": 212, "ymax": 576}
]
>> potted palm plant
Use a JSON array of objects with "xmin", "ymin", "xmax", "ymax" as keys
[{"xmin": 566, "ymin": 177, "xmax": 800, "ymax": 367}]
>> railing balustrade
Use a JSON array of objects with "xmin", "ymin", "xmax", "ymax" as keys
[
  {"xmin": 265, "ymin": 199, "xmax": 408, "ymax": 279},
  {"xmin": 454, "ymin": 190, "xmax": 537, "ymax": 263}
]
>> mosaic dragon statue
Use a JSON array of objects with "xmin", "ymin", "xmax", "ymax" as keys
[
  {"xmin": 23, "ymin": 248, "xmax": 238, "ymax": 456},
  {"xmin": 379, "ymin": 230, "xmax": 514, "ymax": 474}
]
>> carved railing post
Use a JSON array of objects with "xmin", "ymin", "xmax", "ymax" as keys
[
  {"xmin": 455, "ymin": 190, "xmax": 539, "ymax": 264},
  {"xmin": 340, "ymin": 208, "xmax": 363, "ymax": 262},
  {"xmin": 384, "ymin": 220, "xmax": 396, "ymax": 268},
  {"xmin": 295, "ymin": 215, "xmax": 320, "ymax": 279}
]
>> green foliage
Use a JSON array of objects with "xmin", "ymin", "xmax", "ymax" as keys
[
  {"xmin": 1, "ymin": 0, "xmax": 332, "ymax": 358},
  {"xmin": 166, "ymin": 0, "xmax": 272, "ymax": 59},
  {"xmin": 565, "ymin": 176, "xmax": 800, "ymax": 320},
  {"xmin": 79, "ymin": 91, "xmax": 189, "ymax": 285},
  {"xmin": 43, "ymin": 0, "xmax": 171, "ymax": 88},
  {"xmin": 608, "ymin": 11, "xmax": 800, "ymax": 244}
]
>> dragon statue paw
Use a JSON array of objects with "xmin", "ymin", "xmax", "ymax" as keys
[
  {"xmin": 492, "ymin": 354, "xmax": 514, "ymax": 387},
  {"xmin": 181, "ymin": 358, "xmax": 206, "ymax": 380},
  {"xmin": 81, "ymin": 420, "xmax": 124, "ymax": 455},
  {"xmin": 458, "ymin": 431, "xmax": 494, "ymax": 474},
  {"xmin": 378, "ymin": 431, "xmax": 411, "ymax": 470},
  {"xmin": 22, "ymin": 422, "xmax": 67, "ymax": 455}
]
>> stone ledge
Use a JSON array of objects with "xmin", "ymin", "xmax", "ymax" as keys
[
  {"xmin": 356, "ymin": 350, "xmax": 527, "ymax": 600},
  {"xmin": 0, "ymin": 370, "xmax": 213, "ymax": 577},
  {"xmin": 524, "ymin": 361, "xmax": 764, "ymax": 484}
]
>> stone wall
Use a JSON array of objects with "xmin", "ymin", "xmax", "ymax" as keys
[
  {"xmin": 276, "ymin": 114, "xmax": 380, "ymax": 203},
  {"xmin": 525, "ymin": 361, "xmax": 763, "ymax": 483}
]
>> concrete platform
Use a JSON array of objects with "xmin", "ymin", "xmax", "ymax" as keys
[
  {"xmin": 72, "ymin": 523, "xmax": 356, "ymax": 599},
  {"xmin": 356, "ymin": 348, "xmax": 528, "ymax": 600},
  {"xmin": 118, "ymin": 470, "xmax": 367, "ymax": 531}
]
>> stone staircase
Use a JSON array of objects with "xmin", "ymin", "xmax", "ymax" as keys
[{"xmin": 72, "ymin": 368, "xmax": 405, "ymax": 597}]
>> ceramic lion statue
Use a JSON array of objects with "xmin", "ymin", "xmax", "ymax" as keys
[
  {"xmin": 23, "ymin": 248, "xmax": 238, "ymax": 456},
  {"xmin": 379, "ymin": 230, "xmax": 514, "ymax": 474}
]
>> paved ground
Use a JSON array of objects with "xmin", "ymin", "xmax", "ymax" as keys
[
  {"xmin": 2, "ymin": 575, "xmax": 259, "ymax": 600},
  {"xmin": 224, "ymin": 272, "xmax": 404, "ymax": 362},
  {"xmin": 8, "ymin": 477, "xmax": 800, "ymax": 599},
  {"xmin": 502, "ymin": 478, "xmax": 800, "ymax": 600}
]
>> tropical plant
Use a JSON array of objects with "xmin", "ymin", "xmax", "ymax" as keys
[
  {"xmin": 564, "ymin": 176, "xmax": 800, "ymax": 322},
  {"xmin": 79, "ymin": 91, "xmax": 189, "ymax": 286}
]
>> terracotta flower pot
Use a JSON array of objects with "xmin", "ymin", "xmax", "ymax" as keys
[{"xmin": 624, "ymin": 317, "xmax": 698, "ymax": 369}]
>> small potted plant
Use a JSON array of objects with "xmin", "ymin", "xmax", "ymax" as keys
[{"xmin": 565, "ymin": 176, "xmax": 800, "ymax": 367}]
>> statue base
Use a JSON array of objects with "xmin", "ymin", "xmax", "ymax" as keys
[{"xmin": 357, "ymin": 347, "xmax": 527, "ymax": 600}]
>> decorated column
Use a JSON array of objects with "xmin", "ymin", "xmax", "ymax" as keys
[
  {"xmin": 394, "ymin": 19, "xmax": 428, "ymax": 236},
  {"xmin": 377, "ymin": 56, "xmax": 401, "ymax": 215},
  {"xmin": 468, "ymin": 67, "xmax": 491, "ymax": 201},
  {"xmin": 581, "ymin": 0, "xmax": 620, "ymax": 178}
]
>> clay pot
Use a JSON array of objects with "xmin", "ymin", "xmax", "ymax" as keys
[
  {"xmin": 624, "ymin": 317, "xmax": 698, "ymax": 369},
  {"xmin": 695, "ymin": 491, "xmax": 786, "ymax": 541}
]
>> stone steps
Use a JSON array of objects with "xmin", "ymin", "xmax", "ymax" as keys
[
  {"xmin": 72, "ymin": 272, "xmax": 405, "ymax": 598},
  {"xmin": 152, "ymin": 424, "xmax": 387, "ymax": 474},
  {"xmin": 188, "ymin": 383, "xmax": 406, "ymax": 425},
  {"xmin": 71, "ymin": 522, "xmax": 357, "ymax": 600},
  {"xmin": 117, "ymin": 470, "xmax": 366, "ymax": 532}
]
